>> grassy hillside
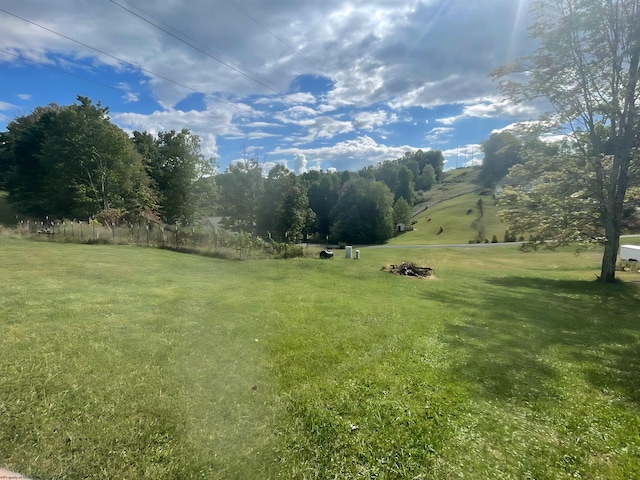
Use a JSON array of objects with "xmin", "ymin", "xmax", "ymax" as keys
[
  {"xmin": 391, "ymin": 168, "xmax": 510, "ymax": 245},
  {"xmin": 393, "ymin": 191, "xmax": 508, "ymax": 245},
  {"xmin": 1, "ymin": 238, "xmax": 639, "ymax": 479},
  {"xmin": 414, "ymin": 167, "xmax": 482, "ymax": 210}
]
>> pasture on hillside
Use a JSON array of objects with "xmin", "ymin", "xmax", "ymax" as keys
[
  {"xmin": 392, "ymin": 191, "xmax": 509, "ymax": 246},
  {"xmin": 1, "ymin": 238, "xmax": 639, "ymax": 479}
]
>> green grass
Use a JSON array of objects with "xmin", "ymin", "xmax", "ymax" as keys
[
  {"xmin": 1, "ymin": 238, "xmax": 640, "ymax": 479},
  {"xmin": 394, "ymin": 191, "xmax": 508, "ymax": 245}
]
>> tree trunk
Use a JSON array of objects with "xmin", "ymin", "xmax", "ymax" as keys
[{"xmin": 600, "ymin": 217, "xmax": 620, "ymax": 283}]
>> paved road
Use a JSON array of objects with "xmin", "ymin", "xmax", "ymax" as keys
[
  {"xmin": 365, "ymin": 242, "xmax": 524, "ymax": 249},
  {"xmin": 363, "ymin": 234, "xmax": 640, "ymax": 250}
]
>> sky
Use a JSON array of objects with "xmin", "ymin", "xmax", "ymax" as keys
[{"xmin": 0, "ymin": 0, "xmax": 542, "ymax": 174}]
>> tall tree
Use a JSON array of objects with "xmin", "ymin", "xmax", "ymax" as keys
[
  {"xmin": 393, "ymin": 197, "xmax": 413, "ymax": 227},
  {"xmin": 479, "ymin": 131, "xmax": 526, "ymax": 186},
  {"xmin": 133, "ymin": 129, "xmax": 214, "ymax": 225},
  {"xmin": 1, "ymin": 97, "xmax": 153, "ymax": 221},
  {"xmin": 395, "ymin": 165, "xmax": 415, "ymax": 203},
  {"xmin": 493, "ymin": 0, "xmax": 640, "ymax": 282},
  {"xmin": 216, "ymin": 153, "xmax": 264, "ymax": 233},
  {"xmin": 258, "ymin": 164, "xmax": 311, "ymax": 242},
  {"xmin": 330, "ymin": 178, "xmax": 394, "ymax": 244},
  {"xmin": 307, "ymin": 172, "xmax": 340, "ymax": 237}
]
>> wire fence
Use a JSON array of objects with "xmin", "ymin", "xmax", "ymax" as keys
[
  {"xmin": 15, "ymin": 218, "xmax": 241, "ymax": 250},
  {"xmin": 10, "ymin": 218, "xmax": 309, "ymax": 259}
]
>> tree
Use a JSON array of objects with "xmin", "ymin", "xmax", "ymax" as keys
[
  {"xmin": 258, "ymin": 164, "xmax": 311, "ymax": 242},
  {"xmin": 393, "ymin": 197, "xmax": 413, "ymax": 226},
  {"xmin": 133, "ymin": 129, "xmax": 215, "ymax": 225},
  {"xmin": 480, "ymin": 126, "xmax": 559, "ymax": 187},
  {"xmin": 402, "ymin": 150, "xmax": 444, "ymax": 182},
  {"xmin": 1, "ymin": 97, "xmax": 153, "ymax": 221},
  {"xmin": 498, "ymin": 144, "xmax": 603, "ymax": 247},
  {"xmin": 479, "ymin": 131, "xmax": 526, "ymax": 186},
  {"xmin": 395, "ymin": 165, "xmax": 415, "ymax": 203},
  {"xmin": 416, "ymin": 164, "xmax": 436, "ymax": 191},
  {"xmin": 216, "ymin": 153, "xmax": 264, "ymax": 233},
  {"xmin": 307, "ymin": 171, "xmax": 340, "ymax": 236},
  {"xmin": 330, "ymin": 178, "xmax": 394, "ymax": 244},
  {"xmin": 493, "ymin": 0, "xmax": 640, "ymax": 282}
]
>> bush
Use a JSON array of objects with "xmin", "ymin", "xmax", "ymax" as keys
[
  {"xmin": 491, "ymin": 234, "xmax": 498, "ymax": 243},
  {"xmin": 265, "ymin": 242, "xmax": 305, "ymax": 259}
]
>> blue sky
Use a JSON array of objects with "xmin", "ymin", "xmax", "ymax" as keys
[{"xmin": 1, "ymin": 0, "xmax": 540, "ymax": 173}]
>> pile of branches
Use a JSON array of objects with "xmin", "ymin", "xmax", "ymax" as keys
[{"xmin": 384, "ymin": 262, "xmax": 434, "ymax": 278}]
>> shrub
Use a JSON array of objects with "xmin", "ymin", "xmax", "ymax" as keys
[{"xmin": 265, "ymin": 242, "xmax": 305, "ymax": 259}]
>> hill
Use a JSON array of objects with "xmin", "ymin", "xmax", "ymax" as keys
[{"xmin": 390, "ymin": 167, "xmax": 514, "ymax": 245}]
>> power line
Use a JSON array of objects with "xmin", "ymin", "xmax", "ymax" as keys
[
  {"xmin": 0, "ymin": 48, "xmax": 131, "ymax": 95},
  {"xmin": 0, "ymin": 8, "xmax": 253, "ymax": 115},
  {"xmin": 226, "ymin": 0, "xmax": 323, "ymax": 72},
  {"xmin": 107, "ymin": 0, "xmax": 345, "ymax": 126}
]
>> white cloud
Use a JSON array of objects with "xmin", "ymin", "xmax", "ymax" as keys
[
  {"xmin": 274, "ymin": 135, "xmax": 422, "ymax": 171},
  {"xmin": 435, "ymin": 96, "xmax": 543, "ymax": 126},
  {"xmin": 1, "ymin": 0, "xmax": 541, "ymax": 170},
  {"xmin": 353, "ymin": 110, "xmax": 393, "ymax": 131},
  {"xmin": 0, "ymin": 101, "xmax": 18, "ymax": 111},
  {"xmin": 426, "ymin": 127, "xmax": 454, "ymax": 143},
  {"xmin": 293, "ymin": 153, "xmax": 307, "ymax": 174}
]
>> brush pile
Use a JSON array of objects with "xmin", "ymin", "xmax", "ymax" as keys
[{"xmin": 384, "ymin": 262, "xmax": 434, "ymax": 278}]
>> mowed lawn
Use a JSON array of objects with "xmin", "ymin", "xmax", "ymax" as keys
[{"xmin": 1, "ymin": 238, "xmax": 639, "ymax": 479}]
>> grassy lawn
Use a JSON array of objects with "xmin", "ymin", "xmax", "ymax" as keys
[{"xmin": 1, "ymin": 238, "xmax": 639, "ymax": 479}]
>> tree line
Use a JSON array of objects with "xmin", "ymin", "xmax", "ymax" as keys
[
  {"xmin": 0, "ymin": 97, "xmax": 216, "ymax": 227},
  {"xmin": 0, "ymin": 96, "xmax": 444, "ymax": 244}
]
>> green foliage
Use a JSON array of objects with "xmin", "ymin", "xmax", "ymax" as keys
[
  {"xmin": 265, "ymin": 241, "xmax": 305, "ymax": 259},
  {"xmin": 330, "ymin": 178, "xmax": 395, "ymax": 244},
  {"xmin": 498, "ymin": 152, "xmax": 603, "ymax": 249},
  {"xmin": 257, "ymin": 165, "xmax": 310, "ymax": 243},
  {"xmin": 417, "ymin": 164, "xmax": 437, "ymax": 191},
  {"xmin": 479, "ymin": 130, "xmax": 526, "ymax": 186},
  {"xmin": 0, "ymin": 97, "xmax": 153, "ymax": 220},
  {"xmin": 0, "ymin": 191, "xmax": 16, "ymax": 226},
  {"xmin": 307, "ymin": 172, "xmax": 340, "ymax": 236},
  {"xmin": 217, "ymin": 157, "xmax": 264, "ymax": 234},
  {"xmin": 133, "ymin": 129, "xmax": 216, "ymax": 225},
  {"xmin": 393, "ymin": 196, "xmax": 412, "ymax": 226},
  {"xmin": 395, "ymin": 165, "xmax": 415, "ymax": 203},
  {"xmin": 492, "ymin": 0, "xmax": 640, "ymax": 282}
]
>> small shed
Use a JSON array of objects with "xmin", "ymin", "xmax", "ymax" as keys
[
  {"xmin": 620, "ymin": 244, "xmax": 640, "ymax": 261},
  {"xmin": 396, "ymin": 223, "xmax": 406, "ymax": 232}
]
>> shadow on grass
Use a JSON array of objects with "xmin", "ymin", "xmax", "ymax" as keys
[{"xmin": 429, "ymin": 276, "xmax": 640, "ymax": 405}]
